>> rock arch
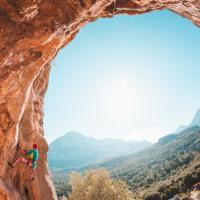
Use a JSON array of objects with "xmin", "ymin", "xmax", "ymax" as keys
[{"xmin": 0, "ymin": 0, "xmax": 199, "ymax": 199}]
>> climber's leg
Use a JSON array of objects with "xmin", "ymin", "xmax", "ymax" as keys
[
  {"xmin": 30, "ymin": 168, "xmax": 35, "ymax": 181},
  {"xmin": 14, "ymin": 157, "xmax": 28, "ymax": 166},
  {"xmin": 9, "ymin": 157, "xmax": 28, "ymax": 167},
  {"xmin": 27, "ymin": 160, "xmax": 37, "ymax": 181}
]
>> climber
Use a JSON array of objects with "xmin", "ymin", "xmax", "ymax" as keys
[{"xmin": 8, "ymin": 144, "xmax": 39, "ymax": 181}]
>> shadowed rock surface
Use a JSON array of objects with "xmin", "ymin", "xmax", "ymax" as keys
[{"xmin": 0, "ymin": 0, "xmax": 200, "ymax": 199}]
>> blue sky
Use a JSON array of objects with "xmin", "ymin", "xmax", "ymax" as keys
[{"xmin": 44, "ymin": 10, "xmax": 200, "ymax": 143}]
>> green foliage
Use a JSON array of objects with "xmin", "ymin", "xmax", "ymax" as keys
[
  {"xmin": 52, "ymin": 171, "xmax": 71, "ymax": 198},
  {"xmin": 67, "ymin": 169, "xmax": 133, "ymax": 200},
  {"xmin": 54, "ymin": 127, "xmax": 200, "ymax": 199},
  {"xmin": 86, "ymin": 127, "xmax": 200, "ymax": 199},
  {"xmin": 144, "ymin": 192, "xmax": 161, "ymax": 200},
  {"xmin": 168, "ymin": 186, "xmax": 179, "ymax": 197}
]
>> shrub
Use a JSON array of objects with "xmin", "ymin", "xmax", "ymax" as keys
[
  {"xmin": 144, "ymin": 192, "xmax": 161, "ymax": 200},
  {"xmin": 67, "ymin": 169, "xmax": 133, "ymax": 200},
  {"xmin": 158, "ymin": 183, "xmax": 168, "ymax": 192},
  {"xmin": 181, "ymin": 195, "xmax": 189, "ymax": 200},
  {"xmin": 168, "ymin": 186, "xmax": 179, "ymax": 197}
]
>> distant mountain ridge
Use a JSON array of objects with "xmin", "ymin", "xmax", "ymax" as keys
[
  {"xmin": 158, "ymin": 126, "xmax": 200, "ymax": 145},
  {"xmin": 190, "ymin": 108, "xmax": 200, "ymax": 127},
  {"xmin": 159, "ymin": 108, "xmax": 200, "ymax": 144},
  {"xmin": 53, "ymin": 107, "xmax": 200, "ymax": 199},
  {"xmin": 173, "ymin": 108, "xmax": 200, "ymax": 134},
  {"xmin": 82, "ymin": 125, "xmax": 200, "ymax": 199},
  {"xmin": 48, "ymin": 131, "xmax": 152, "ymax": 170}
]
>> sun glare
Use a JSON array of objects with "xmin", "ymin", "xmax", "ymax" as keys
[{"xmin": 105, "ymin": 76, "xmax": 140, "ymax": 118}]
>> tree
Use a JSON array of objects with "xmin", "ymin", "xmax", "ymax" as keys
[
  {"xmin": 67, "ymin": 169, "xmax": 133, "ymax": 200},
  {"xmin": 144, "ymin": 192, "xmax": 161, "ymax": 200}
]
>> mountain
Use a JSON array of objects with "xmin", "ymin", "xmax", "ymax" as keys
[
  {"xmin": 83, "ymin": 126, "xmax": 200, "ymax": 199},
  {"xmin": 189, "ymin": 108, "xmax": 200, "ymax": 127},
  {"xmin": 173, "ymin": 125, "xmax": 188, "ymax": 134},
  {"xmin": 173, "ymin": 108, "xmax": 200, "ymax": 134},
  {"xmin": 158, "ymin": 108, "xmax": 200, "ymax": 144},
  {"xmin": 48, "ymin": 131, "xmax": 152, "ymax": 170},
  {"xmin": 53, "ymin": 108, "xmax": 200, "ymax": 199},
  {"xmin": 158, "ymin": 133, "xmax": 177, "ymax": 145}
]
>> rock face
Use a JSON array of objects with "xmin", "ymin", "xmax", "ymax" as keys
[{"xmin": 0, "ymin": 0, "xmax": 199, "ymax": 199}]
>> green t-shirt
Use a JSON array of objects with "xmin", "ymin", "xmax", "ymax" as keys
[{"xmin": 26, "ymin": 149, "xmax": 38, "ymax": 161}]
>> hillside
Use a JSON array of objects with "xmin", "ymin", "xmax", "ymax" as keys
[
  {"xmin": 85, "ymin": 126, "xmax": 200, "ymax": 199},
  {"xmin": 158, "ymin": 109, "xmax": 200, "ymax": 145},
  {"xmin": 190, "ymin": 109, "xmax": 200, "ymax": 127},
  {"xmin": 48, "ymin": 131, "xmax": 151, "ymax": 170},
  {"xmin": 52, "ymin": 108, "xmax": 200, "ymax": 199},
  {"xmin": 173, "ymin": 108, "xmax": 200, "ymax": 134}
]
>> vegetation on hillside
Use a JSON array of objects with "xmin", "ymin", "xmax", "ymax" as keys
[
  {"xmin": 60, "ymin": 169, "xmax": 133, "ymax": 200},
  {"xmin": 83, "ymin": 126, "xmax": 200, "ymax": 199},
  {"xmin": 53, "ymin": 126, "xmax": 200, "ymax": 199}
]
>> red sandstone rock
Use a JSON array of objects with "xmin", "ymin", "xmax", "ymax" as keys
[{"xmin": 0, "ymin": 0, "xmax": 200, "ymax": 199}]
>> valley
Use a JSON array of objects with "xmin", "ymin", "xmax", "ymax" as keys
[{"xmin": 50, "ymin": 108, "xmax": 200, "ymax": 199}]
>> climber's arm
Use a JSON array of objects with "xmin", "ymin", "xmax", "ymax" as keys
[
  {"xmin": 17, "ymin": 144, "xmax": 26, "ymax": 155},
  {"xmin": 25, "ymin": 149, "xmax": 33, "ymax": 155},
  {"xmin": 19, "ymin": 149, "xmax": 27, "ymax": 155}
]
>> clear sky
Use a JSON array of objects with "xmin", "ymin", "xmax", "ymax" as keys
[{"xmin": 44, "ymin": 10, "xmax": 200, "ymax": 144}]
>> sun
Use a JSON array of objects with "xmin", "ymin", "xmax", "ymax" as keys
[{"xmin": 104, "ymin": 76, "xmax": 140, "ymax": 118}]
